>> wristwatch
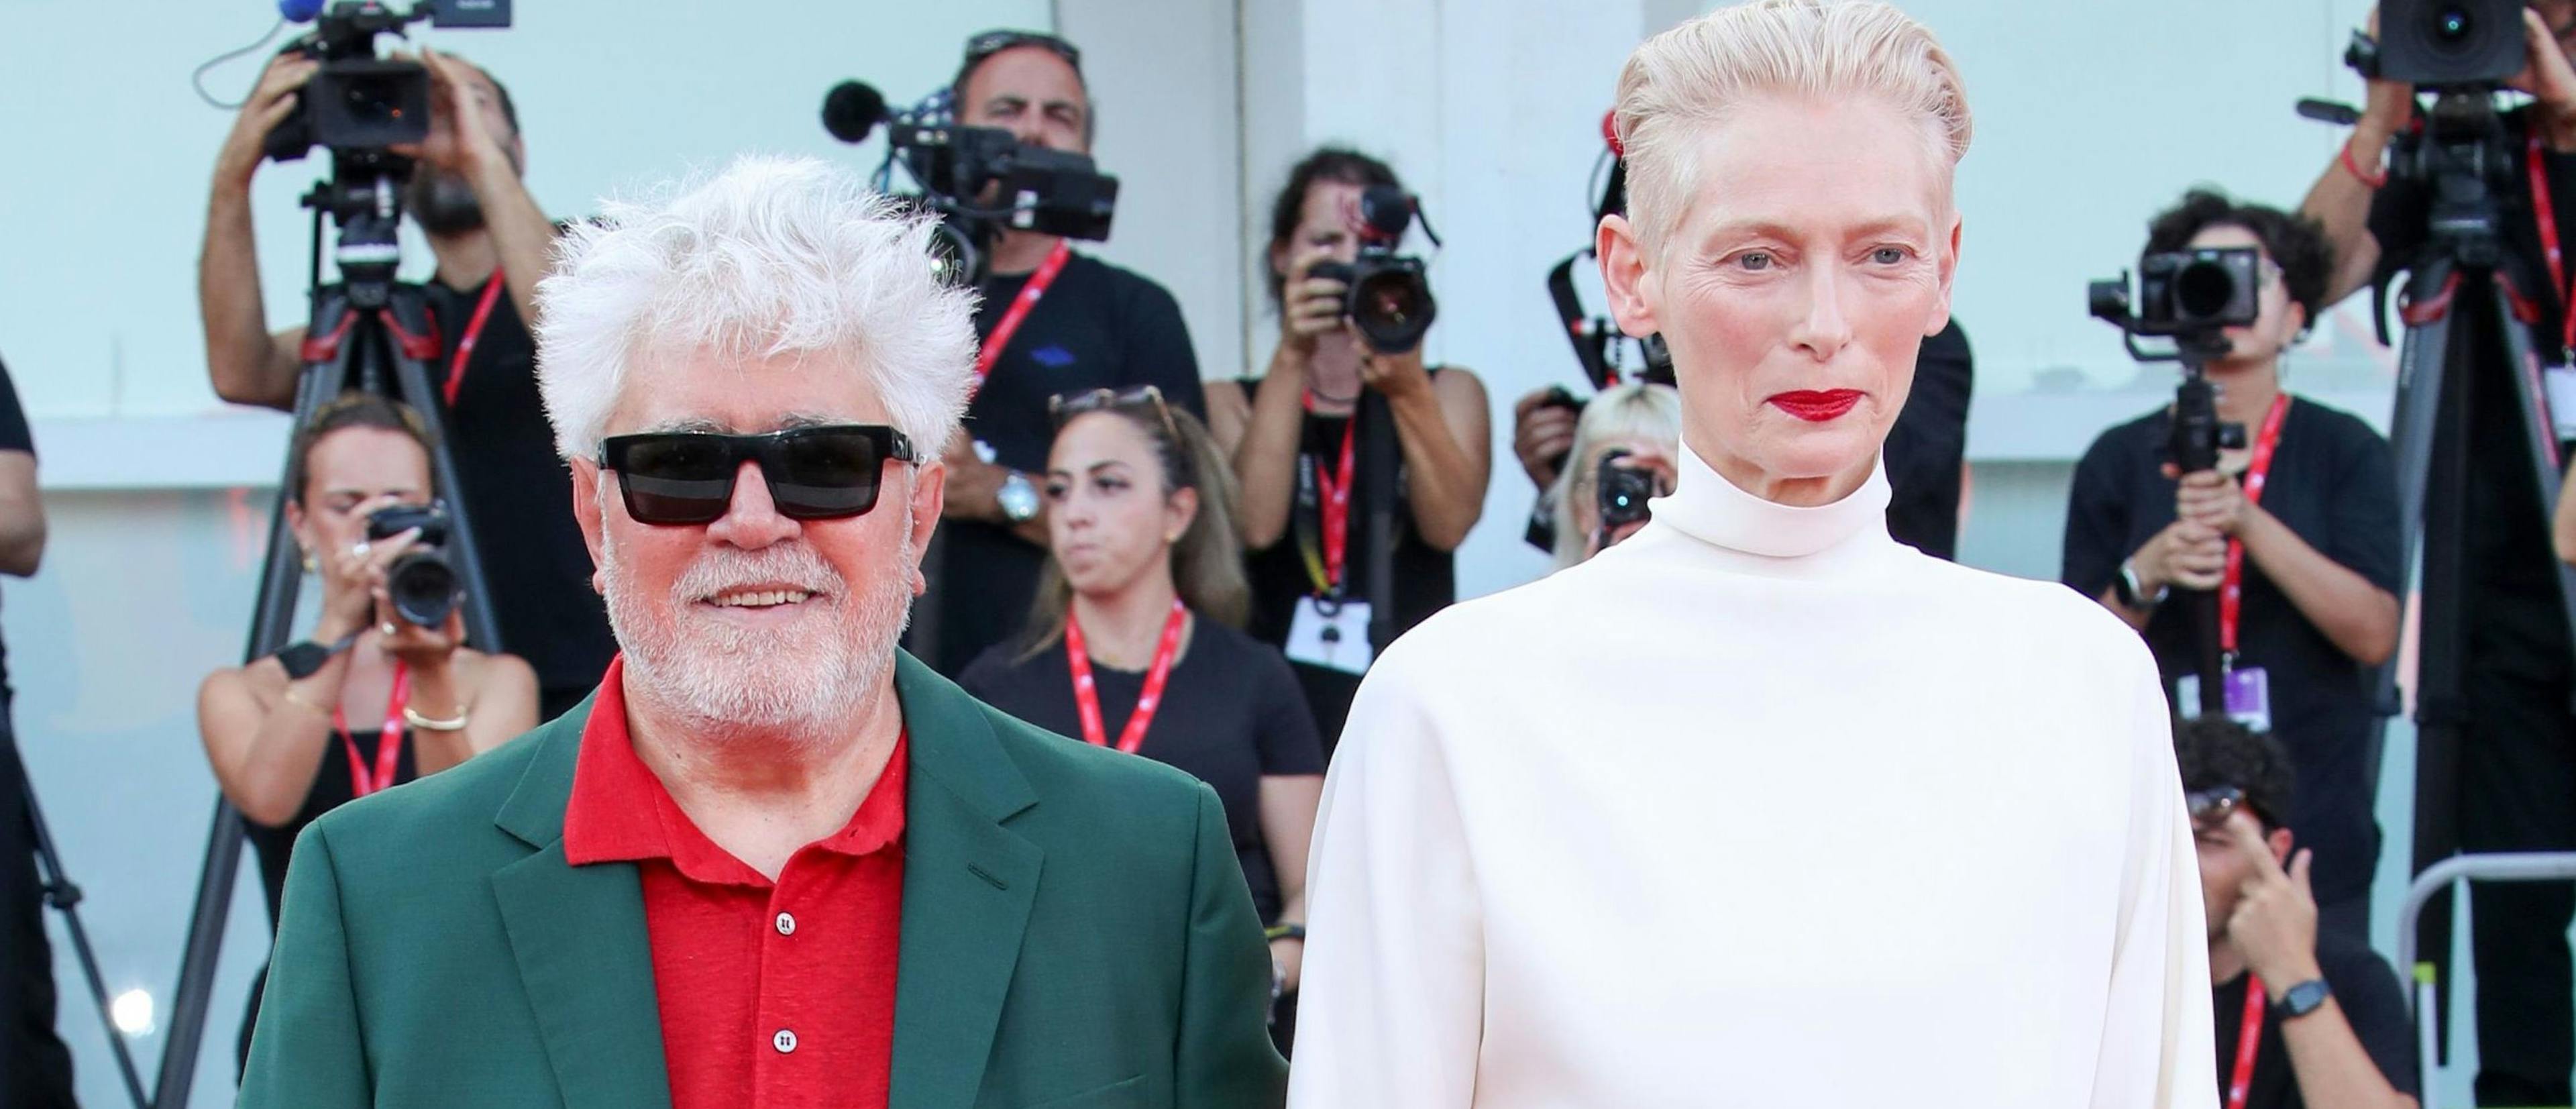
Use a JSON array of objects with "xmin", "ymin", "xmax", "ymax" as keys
[
  {"xmin": 2273, "ymin": 978, "xmax": 2332, "ymax": 1021},
  {"xmin": 997, "ymin": 470, "xmax": 1041, "ymax": 523},
  {"xmin": 2114, "ymin": 560, "xmax": 2169, "ymax": 610},
  {"xmin": 274, "ymin": 632, "xmax": 360, "ymax": 680}
]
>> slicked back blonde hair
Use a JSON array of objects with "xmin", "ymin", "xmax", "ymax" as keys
[{"xmin": 1613, "ymin": 0, "xmax": 1972, "ymax": 258}]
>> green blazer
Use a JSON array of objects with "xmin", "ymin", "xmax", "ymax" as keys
[{"xmin": 240, "ymin": 653, "xmax": 1288, "ymax": 1108}]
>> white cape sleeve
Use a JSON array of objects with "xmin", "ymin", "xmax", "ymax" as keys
[
  {"xmin": 2094, "ymin": 646, "xmax": 2220, "ymax": 1109},
  {"xmin": 1287, "ymin": 647, "xmax": 1486, "ymax": 1108}
]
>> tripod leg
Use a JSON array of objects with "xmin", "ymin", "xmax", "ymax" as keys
[
  {"xmin": 150, "ymin": 293, "xmax": 359, "ymax": 1109},
  {"xmin": 10, "ymin": 729, "xmax": 148, "ymax": 1108}
]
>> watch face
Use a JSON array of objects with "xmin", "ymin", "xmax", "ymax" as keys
[
  {"xmin": 1000, "ymin": 474, "xmax": 1040, "ymax": 521},
  {"xmin": 2281, "ymin": 979, "xmax": 2331, "ymax": 1017}
]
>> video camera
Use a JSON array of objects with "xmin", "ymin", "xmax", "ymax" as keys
[
  {"xmin": 820, "ymin": 81, "xmax": 1117, "ymax": 284},
  {"xmin": 366, "ymin": 502, "xmax": 462, "ymax": 627},
  {"xmin": 2353, "ymin": 0, "xmax": 2525, "ymax": 89},
  {"xmin": 2090, "ymin": 246, "xmax": 2264, "ymax": 475},
  {"xmin": 262, "ymin": 0, "xmax": 512, "ymax": 164}
]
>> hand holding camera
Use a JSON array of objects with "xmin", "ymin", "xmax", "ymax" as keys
[
  {"xmin": 1281, "ymin": 242, "xmax": 1353, "ymax": 358},
  {"xmin": 217, "ymin": 54, "xmax": 322, "ymax": 192}
]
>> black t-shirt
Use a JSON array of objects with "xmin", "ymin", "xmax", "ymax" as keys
[
  {"xmin": 2210, "ymin": 935, "xmax": 2420, "ymax": 1108},
  {"xmin": 1241, "ymin": 390, "xmax": 1458, "ymax": 756},
  {"xmin": 0, "ymin": 358, "xmax": 31, "ymax": 696},
  {"xmin": 1885, "ymin": 319, "xmax": 1974, "ymax": 560},
  {"xmin": 959, "ymin": 617, "xmax": 1324, "ymax": 922},
  {"xmin": 243, "ymin": 728, "xmax": 419, "ymax": 929},
  {"xmin": 2369, "ymin": 103, "xmax": 2576, "ymax": 682},
  {"xmin": 421, "ymin": 278, "xmax": 616, "ymax": 702},
  {"xmin": 922, "ymin": 253, "xmax": 1205, "ymax": 676},
  {"xmin": 2063, "ymin": 397, "xmax": 2402, "ymax": 906}
]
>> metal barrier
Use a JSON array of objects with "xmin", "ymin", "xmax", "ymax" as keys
[{"xmin": 2393, "ymin": 851, "xmax": 2576, "ymax": 1109}]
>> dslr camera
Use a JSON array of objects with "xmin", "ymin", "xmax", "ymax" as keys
[
  {"xmin": 1596, "ymin": 449, "xmax": 1659, "ymax": 534},
  {"xmin": 263, "ymin": 0, "xmax": 513, "ymax": 163},
  {"xmin": 820, "ymin": 81, "xmax": 1117, "ymax": 284},
  {"xmin": 365, "ymin": 503, "xmax": 462, "ymax": 627},
  {"xmin": 2089, "ymin": 248, "xmax": 2262, "ymax": 475},
  {"xmin": 1311, "ymin": 184, "xmax": 1442, "ymax": 355}
]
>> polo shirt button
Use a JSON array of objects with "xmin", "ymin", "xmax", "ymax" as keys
[
  {"xmin": 773, "ymin": 1028, "xmax": 798, "ymax": 1054},
  {"xmin": 775, "ymin": 912, "xmax": 796, "ymax": 936}
]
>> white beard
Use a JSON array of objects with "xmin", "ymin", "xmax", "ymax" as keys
[{"xmin": 601, "ymin": 526, "xmax": 914, "ymax": 741}]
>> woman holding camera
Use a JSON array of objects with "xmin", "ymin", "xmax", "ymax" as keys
[
  {"xmin": 1228, "ymin": 148, "xmax": 1491, "ymax": 755},
  {"xmin": 960, "ymin": 386, "xmax": 1324, "ymax": 1030},
  {"xmin": 197, "ymin": 395, "xmax": 536, "ymax": 1062},
  {"xmin": 1546, "ymin": 382, "xmax": 1682, "ymax": 568},
  {"xmin": 2061, "ymin": 189, "xmax": 2401, "ymax": 942}
]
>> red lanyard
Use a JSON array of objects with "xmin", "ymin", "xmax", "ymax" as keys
[
  {"xmin": 2530, "ymin": 131, "xmax": 2576, "ymax": 361},
  {"xmin": 2219, "ymin": 394, "xmax": 2292, "ymax": 656},
  {"xmin": 441, "ymin": 270, "xmax": 507, "ymax": 407},
  {"xmin": 1063, "ymin": 600, "xmax": 1187, "ymax": 755},
  {"xmin": 1295, "ymin": 390, "xmax": 1360, "ymax": 595},
  {"xmin": 2226, "ymin": 973, "xmax": 2267, "ymax": 1109},
  {"xmin": 331, "ymin": 662, "xmax": 409, "ymax": 798},
  {"xmin": 972, "ymin": 242, "xmax": 1073, "ymax": 388}
]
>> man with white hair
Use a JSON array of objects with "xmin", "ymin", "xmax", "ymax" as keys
[{"xmin": 239, "ymin": 154, "xmax": 1287, "ymax": 1108}]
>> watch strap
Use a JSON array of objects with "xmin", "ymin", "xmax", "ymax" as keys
[
  {"xmin": 2273, "ymin": 978, "xmax": 2332, "ymax": 1020},
  {"xmin": 275, "ymin": 632, "xmax": 360, "ymax": 680}
]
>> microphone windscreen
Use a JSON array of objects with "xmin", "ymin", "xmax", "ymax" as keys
[{"xmin": 822, "ymin": 81, "xmax": 889, "ymax": 144}]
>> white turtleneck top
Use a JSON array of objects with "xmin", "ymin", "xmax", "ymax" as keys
[{"xmin": 1289, "ymin": 448, "xmax": 2216, "ymax": 1109}]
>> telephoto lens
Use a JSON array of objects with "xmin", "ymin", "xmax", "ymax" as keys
[{"xmin": 364, "ymin": 503, "xmax": 462, "ymax": 627}]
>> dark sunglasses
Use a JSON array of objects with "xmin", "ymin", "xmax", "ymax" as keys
[
  {"xmin": 596, "ymin": 425, "xmax": 917, "ymax": 525},
  {"xmin": 963, "ymin": 30, "xmax": 1082, "ymax": 73},
  {"xmin": 1049, "ymin": 384, "xmax": 1178, "ymax": 439}
]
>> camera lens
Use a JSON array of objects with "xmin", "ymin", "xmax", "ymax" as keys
[
  {"xmin": 2173, "ymin": 260, "xmax": 2238, "ymax": 321},
  {"xmin": 386, "ymin": 552, "xmax": 460, "ymax": 627},
  {"xmin": 2428, "ymin": 3, "xmax": 2476, "ymax": 52}
]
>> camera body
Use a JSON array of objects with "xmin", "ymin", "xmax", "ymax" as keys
[
  {"xmin": 365, "ymin": 502, "xmax": 462, "ymax": 627},
  {"xmin": 822, "ymin": 82, "xmax": 1118, "ymax": 284},
  {"xmin": 1308, "ymin": 184, "xmax": 1440, "ymax": 356},
  {"xmin": 2090, "ymin": 248, "xmax": 2262, "ymax": 339},
  {"xmin": 2370, "ymin": 0, "xmax": 2526, "ymax": 87},
  {"xmin": 263, "ymin": 0, "xmax": 513, "ymax": 164}
]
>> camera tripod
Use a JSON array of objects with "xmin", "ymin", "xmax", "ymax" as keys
[
  {"xmin": 147, "ymin": 154, "xmax": 506, "ymax": 1109},
  {"xmin": 2369, "ymin": 89, "xmax": 2576, "ymax": 1063},
  {"xmin": 9, "ymin": 715, "xmax": 148, "ymax": 1108}
]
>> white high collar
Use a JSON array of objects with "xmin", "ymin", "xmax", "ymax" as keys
[{"xmin": 1648, "ymin": 441, "xmax": 1894, "ymax": 561}]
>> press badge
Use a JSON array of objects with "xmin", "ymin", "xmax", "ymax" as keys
[
  {"xmin": 2548, "ymin": 366, "xmax": 2576, "ymax": 443},
  {"xmin": 2177, "ymin": 666, "xmax": 2273, "ymax": 734},
  {"xmin": 1285, "ymin": 596, "xmax": 1373, "ymax": 676}
]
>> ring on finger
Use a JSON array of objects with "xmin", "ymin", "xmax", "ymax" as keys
[{"xmin": 353, "ymin": 541, "xmax": 372, "ymax": 558}]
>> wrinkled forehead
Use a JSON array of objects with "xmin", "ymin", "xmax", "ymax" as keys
[{"xmin": 1668, "ymin": 95, "xmax": 1953, "ymax": 247}]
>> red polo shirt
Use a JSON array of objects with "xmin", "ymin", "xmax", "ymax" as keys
[{"xmin": 561, "ymin": 657, "xmax": 907, "ymax": 1109}]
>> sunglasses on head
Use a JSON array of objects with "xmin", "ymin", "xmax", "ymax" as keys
[
  {"xmin": 1049, "ymin": 384, "xmax": 1178, "ymax": 439},
  {"xmin": 596, "ymin": 425, "xmax": 917, "ymax": 525},
  {"xmin": 963, "ymin": 30, "xmax": 1082, "ymax": 74},
  {"xmin": 2185, "ymin": 786, "xmax": 2249, "ymax": 832}
]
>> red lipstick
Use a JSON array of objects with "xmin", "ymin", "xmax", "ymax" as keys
[{"xmin": 1768, "ymin": 389, "xmax": 1864, "ymax": 422}]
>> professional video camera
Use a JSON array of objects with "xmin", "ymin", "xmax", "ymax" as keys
[
  {"xmin": 366, "ymin": 503, "xmax": 462, "ymax": 627},
  {"xmin": 262, "ymin": 0, "xmax": 513, "ymax": 163},
  {"xmin": 820, "ymin": 81, "xmax": 1118, "ymax": 284},
  {"xmin": 1309, "ymin": 184, "xmax": 1443, "ymax": 355},
  {"xmin": 2361, "ymin": 0, "xmax": 2524, "ymax": 88},
  {"xmin": 2090, "ymin": 246, "xmax": 2263, "ymax": 715}
]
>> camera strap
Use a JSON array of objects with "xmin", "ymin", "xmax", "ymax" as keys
[
  {"xmin": 331, "ymin": 661, "xmax": 409, "ymax": 799},
  {"xmin": 1062, "ymin": 598, "xmax": 1187, "ymax": 755},
  {"xmin": 2530, "ymin": 131, "xmax": 2576, "ymax": 363},
  {"xmin": 1292, "ymin": 399, "xmax": 1358, "ymax": 598},
  {"xmin": 2219, "ymin": 394, "xmax": 2292, "ymax": 657},
  {"xmin": 441, "ymin": 270, "xmax": 508, "ymax": 407},
  {"xmin": 971, "ymin": 241, "xmax": 1074, "ymax": 390},
  {"xmin": 2225, "ymin": 972, "xmax": 2265, "ymax": 1109}
]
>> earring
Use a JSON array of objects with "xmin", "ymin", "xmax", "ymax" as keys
[{"xmin": 301, "ymin": 547, "xmax": 317, "ymax": 575}]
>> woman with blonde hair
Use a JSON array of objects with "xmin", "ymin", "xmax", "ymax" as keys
[
  {"xmin": 1546, "ymin": 382, "xmax": 1683, "ymax": 568},
  {"xmin": 1290, "ymin": 3, "xmax": 2214, "ymax": 1105}
]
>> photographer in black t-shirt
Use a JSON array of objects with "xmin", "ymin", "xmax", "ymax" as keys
[
  {"xmin": 2300, "ymin": 7, "xmax": 2576, "ymax": 1101},
  {"xmin": 2178, "ymin": 716, "xmax": 2418, "ymax": 1109},
  {"xmin": 0, "ymin": 357, "xmax": 67, "ymax": 1107},
  {"xmin": 919, "ymin": 30, "xmax": 1208, "ymax": 677},
  {"xmin": 2065, "ymin": 190, "xmax": 2402, "ymax": 946},
  {"xmin": 200, "ymin": 50, "xmax": 612, "ymax": 721}
]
